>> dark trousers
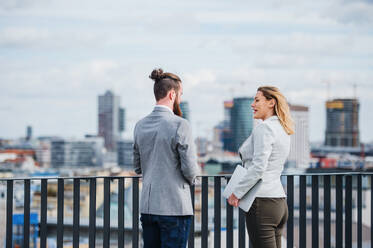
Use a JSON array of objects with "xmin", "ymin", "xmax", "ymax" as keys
[
  {"xmin": 246, "ymin": 198, "xmax": 288, "ymax": 248},
  {"xmin": 141, "ymin": 214, "xmax": 192, "ymax": 248}
]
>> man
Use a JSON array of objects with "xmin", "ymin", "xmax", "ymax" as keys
[{"xmin": 133, "ymin": 68, "xmax": 200, "ymax": 248}]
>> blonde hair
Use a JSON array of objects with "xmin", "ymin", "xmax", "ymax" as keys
[{"xmin": 257, "ymin": 86, "xmax": 294, "ymax": 135}]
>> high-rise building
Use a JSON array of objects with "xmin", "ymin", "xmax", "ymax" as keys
[
  {"xmin": 180, "ymin": 101, "xmax": 190, "ymax": 121},
  {"xmin": 117, "ymin": 140, "xmax": 134, "ymax": 167},
  {"xmin": 51, "ymin": 137, "xmax": 104, "ymax": 167},
  {"xmin": 98, "ymin": 90, "xmax": 125, "ymax": 151},
  {"xmin": 288, "ymin": 105, "xmax": 310, "ymax": 168},
  {"xmin": 231, "ymin": 97, "xmax": 254, "ymax": 152},
  {"xmin": 223, "ymin": 101, "xmax": 233, "ymax": 124},
  {"xmin": 222, "ymin": 101, "xmax": 234, "ymax": 152},
  {"xmin": 26, "ymin": 126, "xmax": 32, "ymax": 141},
  {"xmin": 325, "ymin": 98, "xmax": 360, "ymax": 147},
  {"xmin": 119, "ymin": 108, "xmax": 125, "ymax": 132}
]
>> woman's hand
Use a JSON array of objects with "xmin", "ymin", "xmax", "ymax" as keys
[{"xmin": 228, "ymin": 193, "xmax": 240, "ymax": 207}]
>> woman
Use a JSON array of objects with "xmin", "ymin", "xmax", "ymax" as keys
[{"xmin": 228, "ymin": 86, "xmax": 294, "ymax": 248}]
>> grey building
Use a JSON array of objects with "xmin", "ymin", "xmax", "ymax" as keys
[
  {"xmin": 117, "ymin": 140, "xmax": 134, "ymax": 167},
  {"xmin": 180, "ymin": 101, "xmax": 190, "ymax": 121},
  {"xmin": 325, "ymin": 99, "xmax": 360, "ymax": 147},
  {"xmin": 26, "ymin": 126, "xmax": 32, "ymax": 141},
  {"xmin": 98, "ymin": 90, "xmax": 125, "ymax": 151},
  {"xmin": 51, "ymin": 137, "xmax": 104, "ymax": 167},
  {"xmin": 230, "ymin": 97, "xmax": 254, "ymax": 152},
  {"xmin": 222, "ymin": 100, "xmax": 234, "ymax": 152},
  {"xmin": 119, "ymin": 108, "xmax": 126, "ymax": 132}
]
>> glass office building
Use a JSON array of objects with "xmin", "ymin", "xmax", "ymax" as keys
[{"xmin": 230, "ymin": 97, "xmax": 254, "ymax": 152}]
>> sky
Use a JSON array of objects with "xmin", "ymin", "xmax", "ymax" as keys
[{"xmin": 0, "ymin": 0, "xmax": 373, "ymax": 142}]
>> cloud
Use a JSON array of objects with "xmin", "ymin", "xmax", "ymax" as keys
[
  {"xmin": 324, "ymin": 1, "xmax": 373, "ymax": 25},
  {"xmin": 0, "ymin": 27, "xmax": 107, "ymax": 49},
  {"xmin": 0, "ymin": 0, "xmax": 39, "ymax": 10}
]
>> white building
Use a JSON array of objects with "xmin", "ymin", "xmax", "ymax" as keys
[
  {"xmin": 35, "ymin": 138, "xmax": 53, "ymax": 167},
  {"xmin": 288, "ymin": 105, "xmax": 310, "ymax": 169}
]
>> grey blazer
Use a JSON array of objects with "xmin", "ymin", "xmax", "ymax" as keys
[{"xmin": 133, "ymin": 107, "xmax": 200, "ymax": 216}]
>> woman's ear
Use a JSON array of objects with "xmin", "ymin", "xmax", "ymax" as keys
[{"xmin": 269, "ymin": 98, "xmax": 276, "ymax": 108}]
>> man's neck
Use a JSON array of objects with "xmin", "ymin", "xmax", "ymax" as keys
[
  {"xmin": 156, "ymin": 101, "xmax": 173, "ymax": 111},
  {"xmin": 155, "ymin": 104, "xmax": 173, "ymax": 113}
]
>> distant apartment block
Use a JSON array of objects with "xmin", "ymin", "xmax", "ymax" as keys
[
  {"xmin": 117, "ymin": 140, "xmax": 134, "ymax": 167},
  {"xmin": 51, "ymin": 137, "xmax": 104, "ymax": 167},
  {"xmin": 325, "ymin": 98, "xmax": 360, "ymax": 147}
]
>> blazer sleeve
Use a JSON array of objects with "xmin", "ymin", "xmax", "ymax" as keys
[
  {"xmin": 176, "ymin": 120, "xmax": 200, "ymax": 185},
  {"xmin": 133, "ymin": 124, "xmax": 142, "ymax": 175},
  {"xmin": 232, "ymin": 123, "xmax": 275, "ymax": 199}
]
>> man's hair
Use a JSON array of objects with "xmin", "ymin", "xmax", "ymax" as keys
[{"xmin": 150, "ymin": 68, "xmax": 181, "ymax": 101}]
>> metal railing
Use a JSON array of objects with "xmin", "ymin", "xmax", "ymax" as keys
[{"xmin": 0, "ymin": 172, "xmax": 372, "ymax": 248}]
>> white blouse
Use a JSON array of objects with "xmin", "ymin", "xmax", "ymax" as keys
[{"xmin": 233, "ymin": 115, "xmax": 290, "ymax": 199}]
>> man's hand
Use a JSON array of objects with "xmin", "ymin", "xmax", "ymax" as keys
[{"xmin": 228, "ymin": 193, "xmax": 240, "ymax": 207}]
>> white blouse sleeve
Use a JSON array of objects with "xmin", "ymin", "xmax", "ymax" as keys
[{"xmin": 232, "ymin": 122, "xmax": 275, "ymax": 199}]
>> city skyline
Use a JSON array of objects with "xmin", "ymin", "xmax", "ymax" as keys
[
  {"xmin": 1, "ymin": 0, "xmax": 373, "ymax": 142},
  {"xmin": 0, "ymin": 89, "xmax": 372, "ymax": 143}
]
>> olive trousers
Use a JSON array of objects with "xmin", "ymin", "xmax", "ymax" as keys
[{"xmin": 246, "ymin": 198, "xmax": 288, "ymax": 248}]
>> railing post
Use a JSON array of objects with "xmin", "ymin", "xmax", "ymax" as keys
[
  {"xmin": 345, "ymin": 175, "xmax": 352, "ymax": 248},
  {"xmin": 202, "ymin": 177, "xmax": 208, "ymax": 248},
  {"xmin": 214, "ymin": 177, "xmax": 221, "ymax": 248},
  {"xmin": 371, "ymin": 175, "xmax": 373, "ymax": 248},
  {"xmin": 238, "ymin": 209, "xmax": 246, "ymax": 248},
  {"xmin": 118, "ymin": 178, "xmax": 125, "ymax": 248},
  {"xmin": 89, "ymin": 178, "xmax": 97, "ymax": 248},
  {"xmin": 312, "ymin": 175, "xmax": 319, "ymax": 248},
  {"xmin": 40, "ymin": 179, "xmax": 48, "ymax": 248},
  {"xmin": 336, "ymin": 175, "xmax": 343, "ymax": 248},
  {"xmin": 103, "ymin": 178, "xmax": 111, "ymax": 248},
  {"xmin": 226, "ymin": 177, "xmax": 233, "ymax": 248},
  {"xmin": 73, "ymin": 178, "xmax": 80, "ymax": 248},
  {"xmin": 132, "ymin": 177, "xmax": 139, "ymax": 248},
  {"xmin": 299, "ymin": 175, "xmax": 307, "ymax": 248},
  {"xmin": 286, "ymin": 175, "xmax": 294, "ymax": 248},
  {"xmin": 6, "ymin": 180, "xmax": 13, "ymax": 248},
  {"xmin": 188, "ymin": 185, "xmax": 195, "ymax": 248},
  {"xmin": 357, "ymin": 175, "xmax": 362, "ymax": 248},
  {"xmin": 324, "ymin": 175, "xmax": 331, "ymax": 248},
  {"xmin": 57, "ymin": 178, "xmax": 64, "ymax": 248},
  {"xmin": 24, "ymin": 179, "xmax": 31, "ymax": 248}
]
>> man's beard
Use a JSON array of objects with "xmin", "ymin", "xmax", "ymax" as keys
[{"xmin": 173, "ymin": 98, "xmax": 182, "ymax": 117}]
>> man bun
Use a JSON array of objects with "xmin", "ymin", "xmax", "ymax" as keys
[{"xmin": 149, "ymin": 68, "xmax": 164, "ymax": 81}]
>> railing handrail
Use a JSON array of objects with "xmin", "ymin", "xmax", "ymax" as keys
[{"xmin": 0, "ymin": 171, "xmax": 373, "ymax": 181}]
